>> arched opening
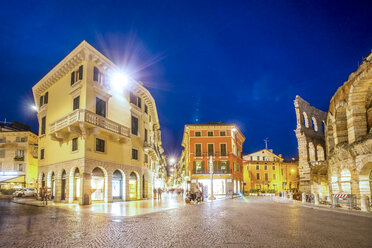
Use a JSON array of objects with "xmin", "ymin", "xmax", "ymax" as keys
[
  {"xmin": 312, "ymin": 117, "xmax": 318, "ymax": 131},
  {"xmin": 326, "ymin": 118, "xmax": 335, "ymax": 152},
  {"xmin": 358, "ymin": 161, "xmax": 372, "ymax": 201},
  {"xmin": 73, "ymin": 168, "xmax": 80, "ymax": 201},
  {"xmin": 61, "ymin": 170, "xmax": 67, "ymax": 200},
  {"xmin": 91, "ymin": 167, "xmax": 105, "ymax": 201},
  {"xmin": 129, "ymin": 172, "xmax": 138, "ymax": 200},
  {"xmin": 112, "ymin": 170, "xmax": 123, "ymax": 200},
  {"xmin": 335, "ymin": 106, "xmax": 348, "ymax": 144},
  {"xmin": 303, "ymin": 112, "xmax": 309, "ymax": 128},
  {"xmin": 340, "ymin": 169, "xmax": 351, "ymax": 194},
  {"xmin": 316, "ymin": 145, "xmax": 325, "ymax": 161},
  {"xmin": 322, "ymin": 121, "xmax": 326, "ymax": 135},
  {"xmin": 331, "ymin": 174, "xmax": 339, "ymax": 194},
  {"xmin": 308, "ymin": 142, "xmax": 316, "ymax": 161}
]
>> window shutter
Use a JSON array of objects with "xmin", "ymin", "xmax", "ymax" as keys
[
  {"xmin": 226, "ymin": 161, "xmax": 230, "ymax": 171},
  {"xmin": 193, "ymin": 161, "xmax": 196, "ymax": 173},
  {"xmin": 44, "ymin": 92, "xmax": 48, "ymax": 104},
  {"xmin": 213, "ymin": 161, "xmax": 217, "ymax": 172},
  {"xmin": 201, "ymin": 161, "xmax": 204, "ymax": 172},
  {"xmin": 71, "ymin": 71, "xmax": 75, "ymax": 85},
  {"xmin": 78, "ymin": 65, "xmax": 83, "ymax": 80}
]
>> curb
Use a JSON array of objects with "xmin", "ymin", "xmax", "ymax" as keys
[{"xmin": 11, "ymin": 199, "xmax": 46, "ymax": 207}]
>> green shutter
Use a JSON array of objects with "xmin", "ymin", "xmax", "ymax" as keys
[
  {"xmin": 71, "ymin": 71, "xmax": 75, "ymax": 85},
  {"xmin": 226, "ymin": 161, "xmax": 230, "ymax": 171},
  {"xmin": 201, "ymin": 161, "xmax": 205, "ymax": 172},
  {"xmin": 79, "ymin": 65, "xmax": 83, "ymax": 80},
  {"xmin": 193, "ymin": 161, "xmax": 196, "ymax": 173}
]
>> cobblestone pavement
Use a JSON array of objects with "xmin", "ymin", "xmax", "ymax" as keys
[{"xmin": 0, "ymin": 197, "xmax": 371, "ymax": 248}]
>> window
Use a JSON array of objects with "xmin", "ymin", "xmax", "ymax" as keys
[
  {"xmin": 44, "ymin": 92, "xmax": 48, "ymax": 104},
  {"xmin": 18, "ymin": 164, "xmax": 24, "ymax": 172},
  {"xmin": 96, "ymin": 138, "xmax": 105, "ymax": 152},
  {"xmin": 21, "ymin": 137, "xmax": 27, "ymax": 142},
  {"xmin": 131, "ymin": 116, "xmax": 139, "ymax": 135},
  {"xmin": 220, "ymin": 144, "xmax": 227, "ymax": 156},
  {"xmin": 265, "ymin": 173, "xmax": 269, "ymax": 181},
  {"xmin": 40, "ymin": 149, "xmax": 45, "ymax": 160},
  {"xmin": 41, "ymin": 116, "xmax": 46, "ymax": 135},
  {"xmin": 256, "ymin": 173, "xmax": 260, "ymax": 180},
  {"xmin": 39, "ymin": 95, "xmax": 44, "ymax": 107},
  {"xmin": 256, "ymin": 164, "xmax": 260, "ymax": 170},
  {"xmin": 273, "ymin": 174, "xmax": 276, "ymax": 180},
  {"xmin": 72, "ymin": 137, "xmax": 78, "ymax": 151},
  {"xmin": 207, "ymin": 144, "xmax": 214, "ymax": 156},
  {"xmin": 220, "ymin": 131, "xmax": 226, "ymax": 136},
  {"xmin": 16, "ymin": 137, "xmax": 20, "ymax": 142},
  {"xmin": 144, "ymin": 128, "xmax": 148, "ymax": 142},
  {"xmin": 137, "ymin": 97, "xmax": 142, "ymax": 108},
  {"xmin": 0, "ymin": 138, "xmax": 5, "ymax": 143},
  {"xmin": 257, "ymin": 156, "xmax": 260, "ymax": 161},
  {"xmin": 95, "ymin": 98, "xmax": 106, "ymax": 118},
  {"xmin": 73, "ymin": 96, "xmax": 80, "ymax": 110},
  {"xmin": 16, "ymin": 149, "xmax": 24, "ymax": 159},
  {"xmin": 219, "ymin": 161, "xmax": 228, "ymax": 172},
  {"xmin": 144, "ymin": 154, "xmax": 148, "ymax": 163},
  {"xmin": 272, "ymin": 165, "xmax": 276, "ymax": 170},
  {"xmin": 0, "ymin": 150, "xmax": 5, "ymax": 158},
  {"xmin": 71, "ymin": 65, "xmax": 83, "ymax": 85},
  {"xmin": 195, "ymin": 144, "xmax": 202, "ymax": 157},
  {"xmin": 130, "ymin": 92, "xmax": 137, "ymax": 105},
  {"xmin": 195, "ymin": 131, "xmax": 201, "ymax": 137},
  {"xmin": 93, "ymin": 67, "xmax": 100, "ymax": 82},
  {"xmin": 144, "ymin": 104, "xmax": 148, "ymax": 114},
  {"xmin": 132, "ymin": 148, "xmax": 138, "ymax": 160},
  {"xmin": 207, "ymin": 131, "xmax": 213, "ymax": 136},
  {"xmin": 264, "ymin": 165, "xmax": 268, "ymax": 170}
]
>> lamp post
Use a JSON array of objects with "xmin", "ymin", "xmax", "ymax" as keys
[{"xmin": 209, "ymin": 156, "xmax": 216, "ymax": 200}]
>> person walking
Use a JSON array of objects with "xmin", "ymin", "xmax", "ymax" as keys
[{"xmin": 158, "ymin": 188, "xmax": 162, "ymax": 200}]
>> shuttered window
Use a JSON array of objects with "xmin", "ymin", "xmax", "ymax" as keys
[
  {"xmin": 208, "ymin": 144, "xmax": 214, "ymax": 156},
  {"xmin": 40, "ymin": 149, "xmax": 45, "ymax": 160},
  {"xmin": 131, "ymin": 116, "xmax": 138, "ymax": 135},
  {"xmin": 71, "ymin": 71, "xmax": 75, "ymax": 85},
  {"xmin": 72, "ymin": 137, "xmax": 78, "ymax": 151},
  {"xmin": 41, "ymin": 116, "xmax": 46, "ymax": 135},
  {"xmin": 132, "ymin": 148, "xmax": 138, "ymax": 160},
  {"xmin": 195, "ymin": 144, "xmax": 202, "ymax": 157},
  {"xmin": 73, "ymin": 96, "xmax": 80, "ymax": 110},
  {"xmin": 95, "ymin": 98, "xmax": 106, "ymax": 118},
  {"xmin": 44, "ymin": 92, "xmax": 48, "ymax": 104},
  {"xmin": 220, "ymin": 144, "xmax": 227, "ymax": 156},
  {"xmin": 96, "ymin": 138, "xmax": 105, "ymax": 152},
  {"xmin": 39, "ymin": 96, "xmax": 44, "ymax": 107}
]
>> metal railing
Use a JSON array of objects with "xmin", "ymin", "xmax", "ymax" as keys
[{"xmin": 49, "ymin": 109, "xmax": 130, "ymax": 137}]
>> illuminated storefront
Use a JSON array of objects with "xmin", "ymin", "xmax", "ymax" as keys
[
  {"xmin": 129, "ymin": 172, "xmax": 138, "ymax": 200},
  {"xmin": 91, "ymin": 167, "xmax": 105, "ymax": 201}
]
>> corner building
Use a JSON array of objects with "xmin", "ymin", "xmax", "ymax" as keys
[
  {"xmin": 181, "ymin": 122, "xmax": 245, "ymax": 195},
  {"xmin": 32, "ymin": 41, "xmax": 166, "ymax": 205}
]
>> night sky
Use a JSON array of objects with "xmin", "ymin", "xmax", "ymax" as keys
[{"xmin": 1, "ymin": 1, "xmax": 371, "ymax": 160}]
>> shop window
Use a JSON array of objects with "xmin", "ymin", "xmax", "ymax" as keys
[{"xmin": 95, "ymin": 138, "xmax": 105, "ymax": 153}]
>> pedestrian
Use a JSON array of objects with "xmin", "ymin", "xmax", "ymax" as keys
[
  {"xmin": 153, "ymin": 188, "xmax": 157, "ymax": 199},
  {"xmin": 158, "ymin": 188, "xmax": 162, "ymax": 200}
]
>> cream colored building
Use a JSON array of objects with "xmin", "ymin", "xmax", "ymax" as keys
[
  {"xmin": 0, "ymin": 122, "xmax": 38, "ymax": 189},
  {"xmin": 32, "ymin": 41, "xmax": 166, "ymax": 205}
]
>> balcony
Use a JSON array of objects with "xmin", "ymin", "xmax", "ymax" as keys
[
  {"xmin": 49, "ymin": 109, "xmax": 130, "ymax": 142},
  {"xmin": 193, "ymin": 169, "xmax": 232, "ymax": 175}
]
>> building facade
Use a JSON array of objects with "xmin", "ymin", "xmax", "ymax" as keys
[
  {"xmin": 0, "ymin": 121, "xmax": 38, "ymax": 189},
  {"xmin": 243, "ymin": 149, "xmax": 299, "ymax": 193},
  {"xmin": 32, "ymin": 41, "xmax": 166, "ymax": 205},
  {"xmin": 180, "ymin": 122, "xmax": 245, "ymax": 196}
]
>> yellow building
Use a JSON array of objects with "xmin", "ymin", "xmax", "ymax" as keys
[
  {"xmin": 0, "ymin": 121, "xmax": 38, "ymax": 189},
  {"xmin": 243, "ymin": 149, "xmax": 299, "ymax": 194},
  {"xmin": 32, "ymin": 41, "xmax": 166, "ymax": 205}
]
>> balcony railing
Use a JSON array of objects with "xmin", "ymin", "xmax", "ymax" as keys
[
  {"xmin": 49, "ymin": 109, "xmax": 130, "ymax": 137},
  {"xmin": 193, "ymin": 169, "xmax": 232, "ymax": 175}
]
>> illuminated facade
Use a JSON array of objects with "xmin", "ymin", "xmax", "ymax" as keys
[
  {"xmin": 0, "ymin": 122, "xmax": 38, "ymax": 189},
  {"xmin": 180, "ymin": 122, "xmax": 245, "ymax": 195},
  {"xmin": 32, "ymin": 41, "xmax": 166, "ymax": 205},
  {"xmin": 243, "ymin": 149, "xmax": 299, "ymax": 193}
]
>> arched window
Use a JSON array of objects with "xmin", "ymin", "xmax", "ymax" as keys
[
  {"xmin": 312, "ymin": 117, "xmax": 318, "ymax": 131},
  {"xmin": 303, "ymin": 112, "xmax": 309, "ymax": 128},
  {"xmin": 322, "ymin": 121, "xmax": 326, "ymax": 135},
  {"xmin": 308, "ymin": 142, "xmax": 316, "ymax": 161},
  {"xmin": 316, "ymin": 145, "xmax": 325, "ymax": 161}
]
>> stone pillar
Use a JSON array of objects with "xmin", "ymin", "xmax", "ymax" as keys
[
  {"xmin": 302, "ymin": 193, "xmax": 306, "ymax": 203},
  {"xmin": 351, "ymin": 176, "xmax": 361, "ymax": 207},
  {"xmin": 125, "ymin": 175, "xmax": 130, "ymax": 201},
  {"xmin": 80, "ymin": 173, "xmax": 91, "ymax": 205},
  {"xmin": 54, "ymin": 178, "xmax": 62, "ymax": 201},
  {"xmin": 106, "ymin": 173, "xmax": 113, "ymax": 203},
  {"xmin": 314, "ymin": 193, "xmax": 319, "ymax": 205},
  {"xmin": 360, "ymin": 195, "xmax": 369, "ymax": 212}
]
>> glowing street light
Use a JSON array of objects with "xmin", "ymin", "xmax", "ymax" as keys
[
  {"xmin": 110, "ymin": 72, "xmax": 129, "ymax": 92},
  {"xmin": 169, "ymin": 157, "xmax": 176, "ymax": 165},
  {"xmin": 30, "ymin": 105, "xmax": 38, "ymax": 112},
  {"xmin": 231, "ymin": 127, "xmax": 237, "ymax": 132}
]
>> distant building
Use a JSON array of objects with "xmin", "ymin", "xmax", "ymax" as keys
[
  {"xmin": 0, "ymin": 121, "xmax": 38, "ymax": 189},
  {"xmin": 32, "ymin": 41, "xmax": 166, "ymax": 205},
  {"xmin": 243, "ymin": 149, "xmax": 299, "ymax": 193},
  {"xmin": 180, "ymin": 122, "xmax": 245, "ymax": 195}
]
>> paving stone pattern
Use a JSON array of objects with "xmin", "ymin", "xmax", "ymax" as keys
[{"xmin": 0, "ymin": 198, "xmax": 371, "ymax": 248}]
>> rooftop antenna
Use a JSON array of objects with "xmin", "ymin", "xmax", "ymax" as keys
[{"xmin": 264, "ymin": 138, "xmax": 269, "ymax": 150}]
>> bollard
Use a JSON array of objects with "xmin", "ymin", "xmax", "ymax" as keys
[
  {"xmin": 314, "ymin": 194, "xmax": 319, "ymax": 205},
  {"xmin": 361, "ymin": 195, "xmax": 369, "ymax": 212},
  {"xmin": 302, "ymin": 193, "xmax": 306, "ymax": 203},
  {"xmin": 284, "ymin": 191, "xmax": 288, "ymax": 199}
]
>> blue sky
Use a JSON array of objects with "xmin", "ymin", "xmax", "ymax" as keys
[{"xmin": 0, "ymin": 0, "xmax": 371, "ymax": 159}]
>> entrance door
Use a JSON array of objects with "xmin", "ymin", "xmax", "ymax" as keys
[
  {"xmin": 91, "ymin": 167, "xmax": 105, "ymax": 201},
  {"xmin": 73, "ymin": 168, "xmax": 80, "ymax": 201},
  {"xmin": 129, "ymin": 172, "xmax": 137, "ymax": 200},
  {"xmin": 112, "ymin": 170, "xmax": 122, "ymax": 199}
]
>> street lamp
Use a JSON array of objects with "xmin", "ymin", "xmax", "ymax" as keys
[
  {"xmin": 30, "ymin": 105, "xmax": 38, "ymax": 112},
  {"xmin": 169, "ymin": 157, "xmax": 176, "ymax": 165},
  {"xmin": 209, "ymin": 156, "xmax": 216, "ymax": 200},
  {"xmin": 110, "ymin": 71, "xmax": 130, "ymax": 92}
]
